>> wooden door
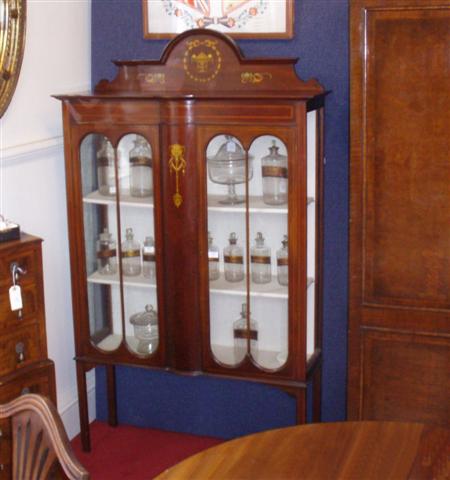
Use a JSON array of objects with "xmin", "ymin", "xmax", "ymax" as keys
[{"xmin": 348, "ymin": 0, "xmax": 450, "ymax": 425}]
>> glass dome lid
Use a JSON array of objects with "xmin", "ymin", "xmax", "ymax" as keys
[{"xmin": 208, "ymin": 136, "xmax": 245, "ymax": 164}]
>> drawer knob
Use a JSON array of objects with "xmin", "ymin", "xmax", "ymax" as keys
[
  {"xmin": 15, "ymin": 342, "xmax": 25, "ymax": 363},
  {"xmin": 20, "ymin": 387, "xmax": 31, "ymax": 395}
]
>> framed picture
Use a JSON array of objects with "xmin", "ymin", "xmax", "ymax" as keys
[{"xmin": 143, "ymin": 0, "xmax": 294, "ymax": 39}]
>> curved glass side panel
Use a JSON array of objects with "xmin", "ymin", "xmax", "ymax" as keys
[
  {"xmin": 306, "ymin": 110, "xmax": 317, "ymax": 361},
  {"xmin": 80, "ymin": 134, "xmax": 122, "ymax": 352},
  {"xmin": 248, "ymin": 136, "xmax": 289, "ymax": 370},
  {"xmin": 117, "ymin": 134, "xmax": 159, "ymax": 357},
  {"xmin": 206, "ymin": 134, "xmax": 249, "ymax": 367}
]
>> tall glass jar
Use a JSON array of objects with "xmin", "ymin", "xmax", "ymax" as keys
[
  {"xmin": 129, "ymin": 136, "xmax": 152, "ymax": 197},
  {"xmin": 261, "ymin": 140, "xmax": 288, "ymax": 205},
  {"xmin": 208, "ymin": 231, "xmax": 220, "ymax": 281},
  {"xmin": 97, "ymin": 138, "xmax": 116, "ymax": 196},
  {"xmin": 277, "ymin": 235, "xmax": 289, "ymax": 286},
  {"xmin": 233, "ymin": 303, "xmax": 258, "ymax": 362},
  {"xmin": 142, "ymin": 236, "xmax": 156, "ymax": 279},
  {"xmin": 251, "ymin": 232, "xmax": 271, "ymax": 284},
  {"xmin": 223, "ymin": 232, "xmax": 244, "ymax": 282},
  {"xmin": 96, "ymin": 228, "xmax": 117, "ymax": 275},
  {"xmin": 121, "ymin": 227, "xmax": 141, "ymax": 276}
]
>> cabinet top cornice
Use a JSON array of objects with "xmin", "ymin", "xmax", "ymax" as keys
[{"xmin": 57, "ymin": 29, "xmax": 325, "ymax": 101}]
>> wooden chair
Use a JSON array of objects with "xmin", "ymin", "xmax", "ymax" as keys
[{"xmin": 0, "ymin": 393, "xmax": 89, "ymax": 479}]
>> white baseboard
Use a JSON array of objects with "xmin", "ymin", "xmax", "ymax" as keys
[{"xmin": 60, "ymin": 384, "xmax": 97, "ymax": 441}]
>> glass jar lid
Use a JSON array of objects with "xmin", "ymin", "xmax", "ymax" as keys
[
  {"xmin": 209, "ymin": 136, "xmax": 245, "ymax": 164},
  {"xmin": 130, "ymin": 304, "xmax": 157, "ymax": 326}
]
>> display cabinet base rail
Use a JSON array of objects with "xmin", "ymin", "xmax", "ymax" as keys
[{"xmin": 75, "ymin": 356, "xmax": 322, "ymax": 452}]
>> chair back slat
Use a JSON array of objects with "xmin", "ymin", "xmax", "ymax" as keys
[{"xmin": 0, "ymin": 394, "xmax": 89, "ymax": 480}]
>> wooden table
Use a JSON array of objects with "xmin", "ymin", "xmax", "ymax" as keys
[{"xmin": 156, "ymin": 421, "xmax": 450, "ymax": 479}]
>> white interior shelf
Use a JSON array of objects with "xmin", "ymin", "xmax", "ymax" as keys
[
  {"xmin": 211, "ymin": 345, "xmax": 314, "ymax": 370},
  {"xmin": 209, "ymin": 275, "xmax": 313, "ymax": 299},
  {"xmin": 87, "ymin": 271, "xmax": 157, "ymax": 289},
  {"xmin": 95, "ymin": 333, "xmax": 158, "ymax": 354},
  {"xmin": 83, "ymin": 191, "xmax": 313, "ymax": 213},
  {"xmin": 83, "ymin": 190, "xmax": 154, "ymax": 208},
  {"xmin": 207, "ymin": 195, "xmax": 314, "ymax": 213}
]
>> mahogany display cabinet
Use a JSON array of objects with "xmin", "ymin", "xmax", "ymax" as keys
[{"xmin": 56, "ymin": 30, "xmax": 326, "ymax": 451}]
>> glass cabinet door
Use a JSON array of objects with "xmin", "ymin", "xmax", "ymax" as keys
[
  {"xmin": 80, "ymin": 132, "xmax": 160, "ymax": 357},
  {"xmin": 204, "ymin": 120, "xmax": 319, "ymax": 372},
  {"xmin": 205, "ymin": 133, "xmax": 290, "ymax": 371}
]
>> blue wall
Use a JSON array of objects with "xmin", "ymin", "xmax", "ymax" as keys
[{"xmin": 92, "ymin": 0, "xmax": 349, "ymax": 438}]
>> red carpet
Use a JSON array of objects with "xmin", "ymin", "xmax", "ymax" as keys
[{"xmin": 71, "ymin": 421, "xmax": 223, "ymax": 479}]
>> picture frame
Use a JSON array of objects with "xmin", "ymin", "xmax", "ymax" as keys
[{"xmin": 143, "ymin": 0, "xmax": 294, "ymax": 39}]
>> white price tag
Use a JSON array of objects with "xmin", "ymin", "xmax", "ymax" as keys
[{"xmin": 9, "ymin": 285, "xmax": 23, "ymax": 311}]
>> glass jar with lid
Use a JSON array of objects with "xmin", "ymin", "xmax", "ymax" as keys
[
  {"xmin": 233, "ymin": 303, "xmax": 258, "ymax": 363},
  {"xmin": 121, "ymin": 227, "xmax": 141, "ymax": 276},
  {"xmin": 96, "ymin": 228, "xmax": 117, "ymax": 275},
  {"xmin": 223, "ymin": 232, "xmax": 244, "ymax": 282},
  {"xmin": 97, "ymin": 138, "xmax": 116, "ymax": 196},
  {"xmin": 261, "ymin": 140, "xmax": 288, "ymax": 205},
  {"xmin": 276, "ymin": 235, "xmax": 289, "ymax": 286},
  {"xmin": 208, "ymin": 136, "xmax": 253, "ymax": 204},
  {"xmin": 251, "ymin": 232, "xmax": 271, "ymax": 284},
  {"xmin": 129, "ymin": 304, "xmax": 159, "ymax": 354},
  {"xmin": 208, "ymin": 231, "xmax": 220, "ymax": 281},
  {"xmin": 142, "ymin": 236, "xmax": 156, "ymax": 279},
  {"xmin": 129, "ymin": 136, "xmax": 152, "ymax": 197}
]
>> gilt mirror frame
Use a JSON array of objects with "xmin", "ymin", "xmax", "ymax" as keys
[{"xmin": 0, "ymin": 0, "xmax": 26, "ymax": 118}]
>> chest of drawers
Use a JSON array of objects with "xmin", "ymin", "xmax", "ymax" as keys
[{"xmin": 0, "ymin": 234, "xmax": 56, "ymax": 477}]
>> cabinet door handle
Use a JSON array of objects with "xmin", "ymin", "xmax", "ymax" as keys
[{"xmin": 15, "ymin": 342, "xmax": 25, "ymax": 363}]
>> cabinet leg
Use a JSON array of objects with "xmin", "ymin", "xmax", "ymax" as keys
[
  {"xmin": 295, "ymin": 389, "xmax": 307, "ymax": 424},
  {"xmin": 312, "ymin": 365, "xmax": 322, "ymax": 423},
  {"xmin": 106, "ymin": 364, "xmax": 118, "ymax": 427},
  {"xmin": 76, "ymin": 362, "xmax": 91, "ymax": 452}
]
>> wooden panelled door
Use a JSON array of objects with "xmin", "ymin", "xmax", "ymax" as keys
[{"xmin": 348, "ymin": 0, "xmax": 450, "ymax": 424}]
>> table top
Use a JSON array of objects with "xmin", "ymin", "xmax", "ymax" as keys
[{"xmin": 156, "ymin": 421, "xmax": 450, "ymax": 479}]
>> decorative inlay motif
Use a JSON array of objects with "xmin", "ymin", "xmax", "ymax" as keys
[
  {"xmin": 183, "ymin": 39, "xmax": 222, "ymax": 83},
  {"xmin": 241, "ymin": 72, "xmax": 272, "ymax": 84},
  {"xmin": 137, "ymin": 73, "xmax": 166, "ymax": 85},
  {"xmin": 168, "ymin": 144, "xmax": 186, "ymax": 208}
]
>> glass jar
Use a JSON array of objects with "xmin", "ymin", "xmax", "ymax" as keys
[
  {"xmin": 233, "ymin": 303, "xmax": 258, "ymax": 362},
  {"xmin": 208, "ymin": 136, "xmax": 253, "ymax": 204},
  {"xmin": 129, "ymin": 136, "xmax": 152, "ymax": 197},
  {"xmin": 277, "ymin": 235, "xmax": 289, "ymax": 286},
  {"xmin": 121, "ymin": 227, "xmax": 141, "ymax": 276},
  {"xmin": 261, "ymin": 140, "xmax": 288, "ymax": 205},
  {"xmin": 208, "ymin": 231, "xmax": 220, "ymax": 281},
  {"xmin": 96, "ymin": 228, "xmax": 117, "ymax": 275},
  {"xmin": 251, "ymin": 232, "xmax": 271, "ymax": 284},
  {"xmin": 97, "ymin": 138, "xmax": 116, "ymax": 196},
  {"xmin": 129, "ymin": 304, "xmax": 159, "ymax": 354},
  {"xmin": 142, "ymin": 236, "xmax": 156, "ymax": 279},
  {"xmin": 223, "ymin": 232, "xmax": 244, "ymax": 282}
]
